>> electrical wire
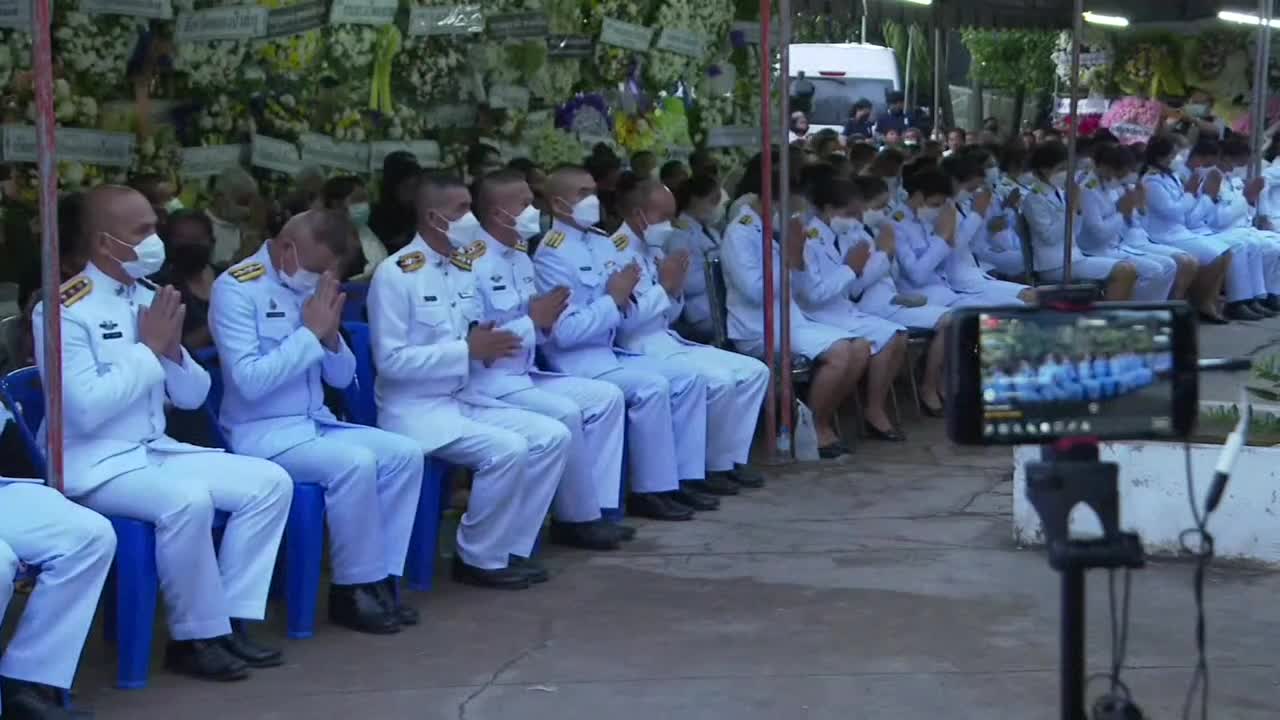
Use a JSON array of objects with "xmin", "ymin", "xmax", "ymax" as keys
[
  {"xmin": 1178, "ymin": 441, "xmax": 1213, "ymax": 720},
  {"xmin": 1106, "ymin": 567, "xmax": 1133, "ymax": 698}
]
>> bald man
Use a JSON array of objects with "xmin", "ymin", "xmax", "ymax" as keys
[
  {"xmin": 532, "ymin": 166, "xmax": 713, "ymax": 520},
  {"xmin": 368, "ymin": 175, "xmax": 568, "ymax": 589},
  {"xmin": 611, "ymin": 178, "xmax": 769, "ymax": 493},
  {"xmin": 33, "ymin": 186, "xmax": 293, "ymax": 681},
  {"xmin": 209, "ymin": 209, "xmax": 424, "ymax": 634}
]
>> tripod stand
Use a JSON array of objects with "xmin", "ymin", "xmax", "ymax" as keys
[{"xmin": 1026, "ymin": 441, "xmax": 1146, "ymax": 720}]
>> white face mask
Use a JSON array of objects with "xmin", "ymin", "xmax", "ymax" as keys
[
  {"xmin": 564, "ymin": 194, "xmax": 601, "ymax": 228},
  {"xmin": 109, "ymin": 232, "xmax": 166, "ymax": 279},
  {"xmin": 955, "ymin": 189, "xmax": 973, "ymax": 206},
  {"xmin": 984, "ymin": 167, "xmax": 1000, "ymax": 185},
  {"xmin": 440, "ymin": 210, "xmax": 481, "ymax": 247},
  {"xmin": 862, "ymin": 208, "xmax": 887, "ymax": 229},
  {"xmin": 1172, "ymin": 151, "xmax": 1189, "ymax": 172},
  {"xmin": 643, "ymin": 219, "xmax": 674, "ymax": 249},
  {"xmin": 1050, "ymin": 170, "xmax": 1068, "ymax": 189},
  {"xmin": 829, "ymin": 216, "xmax": 861, "ymax": 236},
  {"xmin": 1123, "ymin": 172, "xmax": 1139, "ymax": 185},
  {"xmin": 917, "ymin": 205, "xmax": 942, "ymax": 225},
  {"xmin": 1230, "ymin": 166, "xmax": 1248, "ymax": 181},
  {"xmin": 282, "ymin": 244, "xmax": 320, "ymax": 296},
  {"xmin": 506, "ymin": 205, "xmax": 542, "ymax": 240},
  {"xmin": 1186, "ymin": 103, "xmax": 1209, "ymax": 118}
]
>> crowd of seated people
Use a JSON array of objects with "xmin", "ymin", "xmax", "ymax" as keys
[{"xmin": 984, "ymin": 350, "xmax": 1168, "ymax": 405}]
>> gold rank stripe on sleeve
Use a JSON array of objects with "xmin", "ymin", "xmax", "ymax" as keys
[
  {"xmin": 543, "ymin": 230, "xmax": 566, "ymax": 249},
  {"xmin": 60, "ymin": 276, "xmax": 91, "ymax": 307},
  {"xmin": 450, "ymin": 254, "xmax": 473, "ymax": 271},
  {"xmin": 611, "ymin": 233, "xmax": 629, "ymax": 251},
  {"xmin": 230, "ymin": 262, "xmax": 265, "ymax": 283},
  {"xmin": 515, "ymin": 239, "xmax": 529, "ymax": 254},
  {"xmin": 397, "ymin": 252, "xmax": 425, "ymax": 273}
]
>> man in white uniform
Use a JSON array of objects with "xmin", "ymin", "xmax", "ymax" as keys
[
  {"xmin": 0, "ymin": 473, "xmax": 114, "ymax": 719},
  {"xmin": 210, "ymin": 209, "xmax": 425, "ymax": 633},
  {"xmin": 33, "ymin": 186, "xmax": 293, "ymax": 680},
  {"xmin": 368, "ymin": 175, "xmax": 568, "ymax": 590},
  {"xmin": 608, "ymin": 176, "xmax": 769, "ymax": 493},
  {"xmin": 533, "ymin": 166, "xmax": 713, "ymax": 518},
  {"xmin": 467, "ymin": 170, "xmax": 632, "ymax": 548}
]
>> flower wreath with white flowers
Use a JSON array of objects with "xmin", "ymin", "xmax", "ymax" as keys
[
  {"xmin": 54, "ymin": 2, "xmax": 148, "ymax": 96},
  {"xmin": 396, "ymin": 0, "xmax": 473, "ymax": 106},
  {"xmin": 173, "ymin": 0, "xmax": 251, "ymax": 92},
  {"xmin": 0, "ymin": 30, "xmax": 31, "ymax": 91},
  {"xmin": 254, "ymin": 0, "xmax": 324, "ymax": 84},
  {"xmin": 589, "ymin": 0, "xmax": 657, "ymax": 86}
]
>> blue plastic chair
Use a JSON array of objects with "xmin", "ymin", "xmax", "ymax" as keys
[
  {"xmin": 194, "ymin": 348, "xmax": 327, "ymax": 640},
  {"xmin": 340, "ymin": 282, "xmax": 369, "ymax": 324},
  {"xmin": 1, "ymin": 367, "xmax": 168, "ymax": 689},
  {"xmin": 339, "ymin": 321, "xmax": 444, "ymax": 591}
]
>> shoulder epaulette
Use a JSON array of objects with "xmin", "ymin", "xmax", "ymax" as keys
[
  {"xmin": 805, "ymin": 227, "xmax": 820, "ymax": 239},
  {"xmin": 611, "ymin": 233, "xmax": 629, "ymax": 251},
  {"xmin": 515, "ymin": 239, "xmax": 528, "ymax": 254},
  {"xmin": 892, "ymin": 210, "xmax": 905, "ymax": 222},
  {"xmin": 450, "ymin": 254, "xmax": 473, "ymax": 271},
  {"xmin": 463, "ymin": 240, "xmax": 486, "ymax": 259},
  {"xmin": 397, "ymin": 252, "xmax": 425, "ymax": 273},
  {"xmin": 543, "ymin": 230, "xmax": 566, "ymax": 249},
  {"xmin": 1085, "ymin": 178, "xmax": 1099, "ymax": 190},
  {"xmin": 230, "ymin": 262, "xmax": 265, "ymax": 283},
  {"xmin": 1031, "ymin": 185, "xmax": 1044, "ymax": 195},
  {"xmin": 737, "ymin": 214, "xmax": 755, "ymax": 226},
  {"xmin": 59, "ymin": 276, "xmax": 91, "ymax": 308}
]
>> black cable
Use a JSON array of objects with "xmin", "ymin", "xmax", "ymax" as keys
[
  {"xmin": 1178, "ymin": 441, "xmax": 1212, "ymax": 720},
  {"xmin": 1106, "ymin": 568, "xmax": 1133, "ymax": 698}
]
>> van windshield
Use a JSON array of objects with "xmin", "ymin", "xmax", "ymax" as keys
[{"xmin": 792, "ymin": 76, "xmax": 895, "ymax": 126}]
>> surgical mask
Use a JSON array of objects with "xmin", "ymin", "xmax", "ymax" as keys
[
  {"xmin": 564, "ymin": 194, "xmax": 601, "ymax": 228},
  {"xmin": 1230, "ymin": 166, "xmax": 1248, "ymax": 180},
  {"xmin": 1078, "ymin": 159, "xmax": 1094, "ymax": 173},
  {"xmin": 1050, "ymin": 170, "xmax": 1068, "ymax": 189},
  {"xmin": 862, "ymin": 208, "xmax": 887, "ymax": 229},
  {"xmin": 1172, "ymin": 151, "xmax": 1189, "ymax": 172},
  {"xmin": 955, "ymin": 189, "xmax": 973, "ymax": 206},
  {"xmin": 984, "ymin": 167, "xmax": 1000, "ymax": 185},
  {"xmin": 109, "ymin": 232, "xmax": 166, "ymax": 279},
  {"xmin": 830, "ymin": 216, "xmax": 861, "ymax": 236},
  {"xmin": 643, "ymin": 219, "xmax": 674, "ymax": 249},
  {"xmin": 164, "ymin": 197, "xmax": 184, "ymax": 213},
  {"xmin": 510, "ymin": 205, "xmax": 542, "ymax": 240},
  {"xmin": 917, "ymin": 205, "xmax": 942, "ymax": 225},
  {"xmin": 348, "ymin": 201, "xmax": 370, "ymax": 226},
  {"xmin": 434, "ymin": 210, "xmax": 481, "ymax": 247},
  {"xmin": 282, "ymin": 244, "xmax": 320, "ymax": 295},
  {"xmin": 1186, "ymin": 103, "xmax": 1209, "ymax": 118},
  {"xmin": 1123, "ymin": 172, "xmax": 1139, "ymax": 185}
]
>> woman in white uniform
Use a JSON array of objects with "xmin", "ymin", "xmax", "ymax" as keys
[
  {"xmin": 666, "ymin": 174, "xmax": 726, "ymax": 343},
  {"xmin": 1139, "ymin": 135, "xmax": 1237, "ymax": 322},
  {"xmin": 721, "ymin": 153, "xmax": 903, "ymax": 456},
  {"xmin": 1022, "ymin": 141, "xmax": 1138, "ymax": 299},
  {"xmin": 939, "ymin": 150, "xmax": 1035, "ymax": 303}
]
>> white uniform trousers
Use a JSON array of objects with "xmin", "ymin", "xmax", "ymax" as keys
[
  {"xmin": 653, "ymin": 347, "xmax": 768, "ymax": 472},
  {"xmin": 77, "ymin": 450, "xmax": 292, "ymax": 640},
  {"xmin": 983, "ymin": 250, "xmax": 1027, "ymax": 278},
  {"xmin": 1239, "ymin": 231, "xmax": 1280, "ymax": 295},
  {"xmin": 1038, "ymin": 255, "xmax": 1121, "ymax": 284},
  {"xmin": 592, "ymin": 366, "xmax": 682, "ymax": 495},
  {"xmin": 617, "ymin": 354, "xmax": 708, "ymax": 481},
  {"xmin": 880, "ymin": 303, "xmax": 949, "ymax": 329},
  {"xmin": 1085, "ymin": 250, "xmax": 1176, "ymax": 301},
  {"xmin": 0, "ymin": 483, "xmax": 115, "ymax": 700},
  {"xmin": 1220, "ymin": 233, "xmax": 1265, "ymax": 301},
  {"xmin": 266, "ymin": 426, "xmax": 424, "ymax": 585},
  {"xmin": 1166, "ymin": 231, "xmax": 1255, "ymax": 302},
  {"xmin": 502, "ymin": 375, "xmax": 625, "ymax": 517},
  {"xmin": 388, "ymin": 405, "xmax": 568, "ymax": 570}
]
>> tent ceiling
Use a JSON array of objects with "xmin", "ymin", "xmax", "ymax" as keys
[{"xmin": 854, "ymin": 0, "xmax": 1270, "ymax": 30}]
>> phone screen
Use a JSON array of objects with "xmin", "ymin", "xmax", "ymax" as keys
[{"xmin": 975, "ymin": 306, "xmax": 1184, "ymax": 443}]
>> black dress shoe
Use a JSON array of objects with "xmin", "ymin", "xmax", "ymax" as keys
[
  {"xmin": 729, "ymin": 464, "xmax": 765, "ymax": 488},
  {"xmin": 671, "ymin": 486, "xmax": 719, "ymax": 511},
  {"xmin": 1250, "ymin": 300, "xmax": 1278, "ymax": 317},
  {"xmin": 378, "ymin": 578, "xmax": 419, "ymax": 626},
  {"xmin": 627, "ymin": 492, "xmax": 695, "ymax": 521},
  {"xmin": 1226, "ymin": 302, "xmax": 1264, "ymax": 321},
  {"xmin": 164, "ymin": 639, "xmax": 250, "ymax": 682},
  {"xmin": 1199, "ymin": 311, "xmax": 1229, "ymax": 325},
  {"xmin": 508, "ymin": 556, "xmax": 549, "ymax": 584},
  {"xmin": 605, "ymin": 521, "xmax": 638, "ymax": 541},
  {"xmin": 222, "ymin": 620, "xmax": 283, "ymax": 668},
  {"xmin": 328, "ymin": 583, "xmax": 400, "ymax": 634},
  {"xmin": 688, "ymin": 473, "xmax": 740, "ymax": 496},
  {"xmin": 550, "ymin": 520, "xmax": 622, "ymax": 550},
  {"xmin": 818, "ymin": 443, "xmax": 849, "ymax": 459},
  {"xmin": 451, "ymin": 556, "xmax": 531, "ymax": 589},
  {"xmin": 864, "ymin": 422, "xmax": 905, "ymax": 442},
  {"xmin": 1266, "ymin": 294, "xmax": 1280, "ymax": 312},
  {"xmin": 0, "ymin": 677, "xmax": 91, "ymax": 719}
]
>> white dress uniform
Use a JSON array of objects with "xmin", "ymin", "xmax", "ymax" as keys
[
  {"xmin": 368, "ymin": 235, "xmax": 567, "ymax": 570},
  {"xmin": 209, "ymin": 242, "xmax": 425, "ymax": 586},
  {"xmin": 977, "ymin": 176, "xmax": 1028, "ymax": 278},
  {"xmin": 665, "ymin": 213, "xmax": 719, "ymax": 339},
  {"xmin": 720, "ymin": 203, "xmax": 854, "ymax": 359},
  {"xmin": 532, "ymin": 219, "xmax": 697, "ymax": 490},
  {"xmin": 1077, "ymin": 175, "xmax": 1177, "ymax": 301},
  {"xmin": 1022, "ymin": 178, "xmax": 1121, "ymax": 284},
  {"xmin": 468, "ymin": 229, "xmax": 625, "ymax": 514},
  {"xmin": 1143, "ymin": 170, "xmax": 1254, "ymax": 303},
  {"xmin": 828, "ymin": 221, "xmax": 950, "ymax": 329},
  {"xmin": 794, "ymin": 216, "xmax": 906, "ymax": 349},
  {"xmin": 32, "ymin": 263, "xmax": 292, "ymax": 640},
  {"xmin": 610, "ymin": 222, "xmax": 769, "ymax": 476},
  {"xmin": 890, "ymin": 205, "xmax": 991, "ymax": 308},
  {"xmin": 949, "ymin": 196, "xmax": 1031, "ymax": 302},
  {"xmin": 0, "ymin": 479, "xmax": 114, "ymax": 710},
  {"xmin": 1207, "ymin": 173, "xmax": 1280, "ymax": 297}
]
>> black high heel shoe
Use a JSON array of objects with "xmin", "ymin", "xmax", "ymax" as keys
[{"xmin": 864, "ymin": 421, "xmax": 905, "ymax": 442}]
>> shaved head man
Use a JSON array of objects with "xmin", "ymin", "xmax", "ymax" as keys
[
  {"xmin": 83, "ymin": 185, "xmax": 164, "ymax": 283},
  {"xmin": 545, "ymin": 166, "xmax": 601, "ymax": 231}
]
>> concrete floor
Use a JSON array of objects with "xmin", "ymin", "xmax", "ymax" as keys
[
  {"xmin": 1197, "ymin": 312, "xmax": 1280, "ymax": 402},
  {"xmin": 59, "ymin": 422, "xmax": 1278, "ymax": 720}
]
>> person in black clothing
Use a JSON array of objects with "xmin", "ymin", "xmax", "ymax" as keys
[
  {"xmin": 368, "ymin": 151, "xmax": 422, "ymax": 254},
  {"xmin": 874, "ymin": 90, "xmax": 911, "ymax": 138},
  {"xmin": 843, "ymin": 98, "xmax": 875, "ymax": 139},
  {"xmin": 158, "ymin": 209, "xmax": 219, "ymax": 352}
]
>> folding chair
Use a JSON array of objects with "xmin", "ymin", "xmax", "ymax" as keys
[{"xmin": 340, "ymin": 282, "xmax": 369, "ymax": 324}]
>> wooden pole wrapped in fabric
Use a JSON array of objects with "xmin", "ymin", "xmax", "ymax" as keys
[
  {"xmin": 759, "ymin": 0, "xmax": 777, "ymax": 461},
  {"xmin": 1061, "ymin": 0, "xmax": 1083, "ymax": 282},
  {"xmin": 32, "ymin": 0, "xmax": 63, "ymax": 493},
  {"xmin": 778, "ymin": 0, "xmax": 794, "ymax": 455}
]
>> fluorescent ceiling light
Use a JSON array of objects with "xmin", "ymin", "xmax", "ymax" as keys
[
  {"xmin": 1218, "ymin": 10, "xmax": 1280, "ymax": 28},
  {"xmin": 896, "ymin": 0, "xmax": 932, "ymax": 5},
  {"xmin": 1083, "ymin": 12, "xmax": 1129, "ymax": 27}
]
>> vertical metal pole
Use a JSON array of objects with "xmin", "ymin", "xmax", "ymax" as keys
[
  {"xmin": 1249, "ymin": 0, "xmax": 1273, "ymax": 180},
  {"xmin": 932, "ymin": 25, "xmax": 942, "ymax": 137},
  {"xmin": 760, "ymin": 0, "xmax": 777, "ymax": 461},
  {"xmin": 778, "ymin": 0, "xmax": 794, "ymax": 454},
  {"xmin": 904, "ymin": 30, "xmax": 914, "ymax": 112},
  {"xmin": 32, "ymin": 0, "xmax": 62, "ymax": 492},
  {"xmin": 860, "ymin": 0, "xmax": 868, "ymax": 44},
  {"xmin": 1062, "ymin": 0, "xmax": 1083, "ymax": 282},
  {"xmin": 1062, "ymin": 568, "xmax": 1087, "ymax": 720}
]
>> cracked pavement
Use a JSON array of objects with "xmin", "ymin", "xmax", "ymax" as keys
[{"xmin": 56, "ymin": 421, "xmax": 1280, "ymax": 719}]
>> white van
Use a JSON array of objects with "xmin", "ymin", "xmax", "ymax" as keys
[{"xmin": 789, "ymin": 43, "xmax": 901, "ymax": 136}]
